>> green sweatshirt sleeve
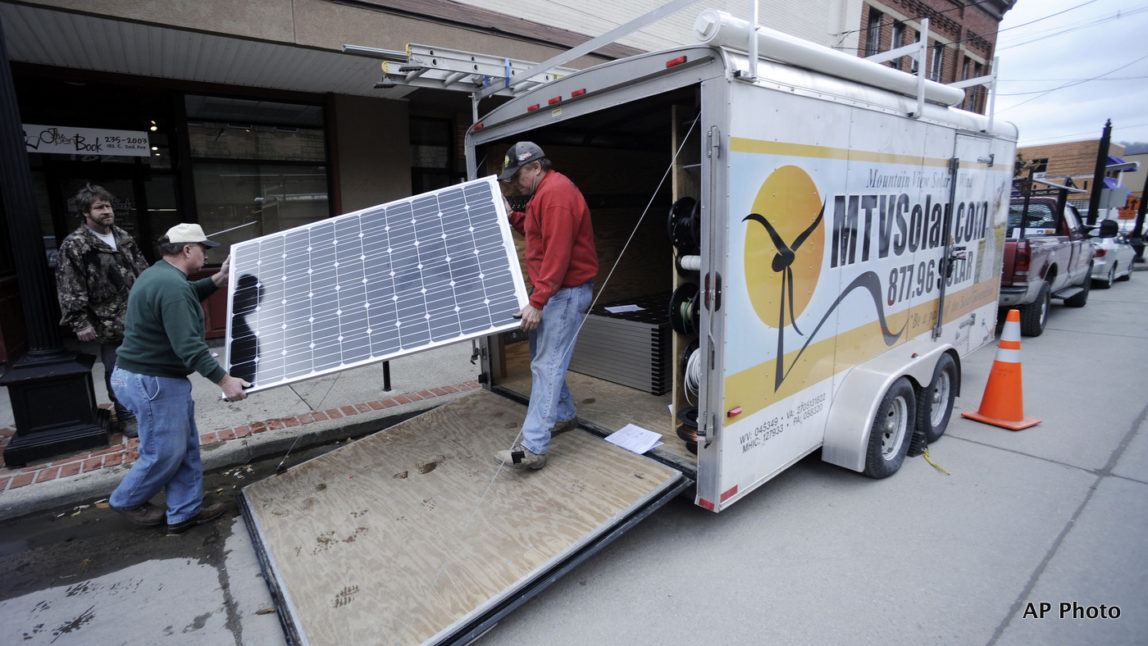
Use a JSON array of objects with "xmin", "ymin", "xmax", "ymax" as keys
[{"xmin": 192, "ymin": 276, "xmax": 219, "ymax": 301}]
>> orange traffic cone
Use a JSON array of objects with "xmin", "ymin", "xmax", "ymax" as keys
[{"xmin": 961, "ymin": 309, "xmax": 1041, "ymax": 430}]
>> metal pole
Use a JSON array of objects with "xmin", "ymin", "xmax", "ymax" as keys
[
  {"xmin": 0, "ymin": 19, "xmax": 62, "ymax": 356},
  {"xmin": 1019, "ymin": 165, "xmax": 1034, "ymax": 240},
  {"xmin": 1131, "ymin": 170, "xmax": 1148, "ymax": 260},
  {"xmin": 0, "ymin": 16, "xmax": 107, "ymax": 465},
  {"xmin": 986, "ymin": 56, "xmax": 999, "ymax": 133},
  {"xmin": 743, "ymin": 0, "xmax": 758, "ymax": 81},
  {"xmin": 1086, "ymin": 119, "xmax": 1111, "ymax": 226}
]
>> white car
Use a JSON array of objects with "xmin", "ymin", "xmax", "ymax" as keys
[{"xmin": 1089, "ymin": 219, "xmax": 1136, "ymax": 288}]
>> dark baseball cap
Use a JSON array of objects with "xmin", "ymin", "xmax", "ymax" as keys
[{"xmin": 499, "ymin": 142, "xmax": 546, "ymax": 181}]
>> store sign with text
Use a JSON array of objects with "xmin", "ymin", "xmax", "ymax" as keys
[{"xmin": 23, "ymin": 124, "xmax": 150, "ymax": 157}]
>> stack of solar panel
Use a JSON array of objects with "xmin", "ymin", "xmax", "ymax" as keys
[{"xmin": 569, "ymin": 292, "xmax": 671, "ymax": 395}]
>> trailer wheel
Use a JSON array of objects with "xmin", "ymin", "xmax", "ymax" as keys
[
  {"xmin": 916, "ymin": 354, "xmax": 956, "ymax": 444},
  {"xmin": 864, "ymin": 378, "xmax": 916, "ymax": 479}
]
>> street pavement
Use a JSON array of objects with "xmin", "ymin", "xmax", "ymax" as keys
[{"xmin": 1, "ymin": 265, "xmax": 1146, "ymax": 645}]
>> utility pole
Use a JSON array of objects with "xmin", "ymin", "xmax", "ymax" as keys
[{"xmin": 1085, "ymin": 119, "xmax": 1112, "ymax": 226}]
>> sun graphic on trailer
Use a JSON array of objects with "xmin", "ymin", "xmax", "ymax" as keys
[
  {"xmin": 742, "ymin": 165, "xmax": 825, "ymax": 332},
  {"xmin": 742, "ymin": 165, "xmax": 904, "ymax": 391}
]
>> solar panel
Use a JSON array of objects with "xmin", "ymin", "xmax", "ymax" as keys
[{"xmin": 223, "ymin": 176, "xmax": 527, "ymax": 393}]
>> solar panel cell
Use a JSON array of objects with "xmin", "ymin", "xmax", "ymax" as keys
[{"xmin": 225, "ymin": 176, "xmax": 527, "ymax": 392}]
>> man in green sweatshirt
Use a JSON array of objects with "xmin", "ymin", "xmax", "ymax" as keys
[{"xmin": 109, "ymin": 223, "xmax": 250, "ymax": 534}]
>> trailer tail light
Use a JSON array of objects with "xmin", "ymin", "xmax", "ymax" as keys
[
  {"xmin": 548, "ymin": 96, "xmax": 561, "ymax": 105},
  {"xmin": 727, "ymin": 406, "xmax": 742, "ymax": 418},
  {"xmin": 527, "ymin": 104, "xmax": 540, "ymax": 112},
  {"xmin": 570, "ymin": 88, "xmax": 586, "ymax": 98},
  {"xmin": 472, "ymin": 123, "xmax": 483, "ymax": 131},
  {"xmin": 704, "ymin": 272, "xmax": 722, "ymax": 311},
  {"xmin": 666, "ymin": 55, "xmax": 687, "ymax": 68}
]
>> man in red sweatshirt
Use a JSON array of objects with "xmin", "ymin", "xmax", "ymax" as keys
[{"xmin": 494, "ymin": 142, "xmax": 598, "ymax": 471}]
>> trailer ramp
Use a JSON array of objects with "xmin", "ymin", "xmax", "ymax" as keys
[{"xmin": 241, "ymin": 390, "xmax": 686, "ymax": 645}]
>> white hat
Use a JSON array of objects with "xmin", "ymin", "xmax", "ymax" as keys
[{"xmin": 165, "ymin": 223, "xmax": 219, "ymax": 248}]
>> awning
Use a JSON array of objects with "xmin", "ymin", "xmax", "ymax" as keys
[{"xmin": 1106, "ymin": 156, "xmax": 1139, "ymax": 173}]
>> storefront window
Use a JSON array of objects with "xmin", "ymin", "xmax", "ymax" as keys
[
  {"xmin": 187, "ymin": 123, "xmax": 326, "ymax": 162},
  {"xmin": 143, "ymin": 175, "xmax": 181, "ymax": 258},
  {"xmin": 193, "ymin": 163, "xmax": 329, "ymax": 260},
  {"xmin": 411, "ymin": 117, "xmax": 455, "ymax": 193},
  {"xmin": 185, "ymin": 96, "xmax": 328, "ymax": 259}
]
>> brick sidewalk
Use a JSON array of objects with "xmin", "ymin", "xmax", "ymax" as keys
[{"xmin": 0, "ymin": 380, "xmax": 479, "ymax": 494}]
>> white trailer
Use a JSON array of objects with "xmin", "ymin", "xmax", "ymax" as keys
[
  {"xmin": 467, "ymin": 10, "xmax": 1015, "ymax": 507},
  {"xmin": 241, "ymin": 11, "xmax": 1016, "ymax": 644}
]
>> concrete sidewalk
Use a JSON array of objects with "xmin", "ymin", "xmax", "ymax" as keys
[{"xmin": 0, "ymin": 339, "xmax": 482, "ymax": 521}]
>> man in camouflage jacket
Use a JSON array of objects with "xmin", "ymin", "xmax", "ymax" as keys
[{"xmin": 56, "ymin": 184, "xmax": 151, "ymax": 435}]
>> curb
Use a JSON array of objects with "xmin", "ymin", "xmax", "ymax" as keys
[{"xmin": 0, "ymin": 381, "xmax": 478, "ymax": 521}]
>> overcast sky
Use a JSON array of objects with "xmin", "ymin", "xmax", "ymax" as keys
[{"xmin": 994, "ymin": 0, "xmax": 1148, "ymax": 149}]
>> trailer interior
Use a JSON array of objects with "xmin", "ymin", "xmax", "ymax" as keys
[{"xmin": 475, "ymin": 85, "xmax": 706, "ymax": 475}]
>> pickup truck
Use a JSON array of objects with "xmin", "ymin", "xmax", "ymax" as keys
[{"xmin": 1002, "ymin": 196, "xmax": 1094, "ymax": 336}]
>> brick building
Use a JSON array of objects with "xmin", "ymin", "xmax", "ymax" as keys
[
  {"xmin": 858, "ymin": 0, "xmax": 1015, "ymax": 114},
  {"xmin": 1018, "ymin": 140, "xmax": 1141, "ymax": 217}
]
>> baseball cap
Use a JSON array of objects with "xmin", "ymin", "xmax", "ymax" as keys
[
  {"xmin": 165, "ymin": 223, "xmax": 219, "ymax": 248},
  {"xmin": 499, "ymin": 142, "xmax": 546, "ymax": 181}
]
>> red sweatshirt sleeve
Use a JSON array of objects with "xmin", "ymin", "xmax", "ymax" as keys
[{"xmin": 508, "ymin": 209, "xmax": 526, "ymax": 236}]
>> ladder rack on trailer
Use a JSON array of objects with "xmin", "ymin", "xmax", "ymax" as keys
[{"xmin": 343, "ymin": 42, "xmax": 577, "ymax": 97}]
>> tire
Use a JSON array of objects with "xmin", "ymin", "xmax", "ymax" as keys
[
  {"xmin": 916, "ymin": 353, "xmax": 957, "ymax": 444},
  {"xmin": 1118, "ymin": 263, "xmax": 1132, "ymax": 282},
  {"xmin": 1064, "ymin": 269, "xmax": 1091, "ymax": 307},
  {"xmin": 1095, "ymin": 265, "xmax": 1115, "ymax": 289},
  {"xmin": 1019, "ymin": 282, "xmax": 1050, "ymax": 336},
  {"xmin": 864, "ymin": 378, "xmax": 916, "ymax": 479}
]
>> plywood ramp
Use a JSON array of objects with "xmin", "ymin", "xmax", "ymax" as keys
[
  {"xmin": 498, "ymin": 339, "xmax": 699, "ymax": 468},
  {"xmin": 242, "ymin": 390, "xmax": 682, "ymax": 645}
]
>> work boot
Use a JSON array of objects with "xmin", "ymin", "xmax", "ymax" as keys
[
  {"xmin": 114, "ymin": 409, "xmax": 138, "ymax": 438},
  {"xmin": 119, "ymin": 417, "xmax": 139, "ymax": 438},
  {"xmin": 112, "ymin": 502, "xmax": 165, "ymax": 527},
  {"xmin": 493, "ymin": 443, "xmax": 547, "ymax": 470},
  {"xmin": 166, "ymin": 501, "xmax": 226, "ymax": 535},
  {"xmin": 552, "ymin": 417, "xmax": 579, "ymax": 436}
]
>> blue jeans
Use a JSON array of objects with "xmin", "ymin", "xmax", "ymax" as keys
[
  {"xmin": 521, "ymin": 281, "xmax": 593, "ymax": 455},
  {"xmin": 109, "ymin": 367, "xmax": 205, "ymax": 524},
  {"xmin": 100, "ymin": 342, "xmax": 133, "ymax": 420}
]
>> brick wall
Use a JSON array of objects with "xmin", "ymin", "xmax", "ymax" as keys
[
  {"xmin": 859, "ymin": 0, "xmax": 1015, "ymax": 114},
  {"xmin": 1019, "ymin": 140, "xmax": 1127, "ymax": 186}
]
